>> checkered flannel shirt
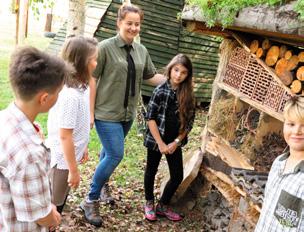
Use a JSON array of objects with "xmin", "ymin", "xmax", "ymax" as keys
[
  {"xmin": 255, "ymin": 152, "xmax": 304, "ymax": 232},
  {"xmin": 143, "ymin": 80, "xmax": 195, "ymax": 150},
  {"xmin": 0, "ymin": 103, "xmax": 52, "ymax": 232}
]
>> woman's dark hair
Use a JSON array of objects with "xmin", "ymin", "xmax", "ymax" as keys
[
  {"xmin": 9, "ymin": 46, "xmax": 69, "ymax": 101},
  {"xmin": 117, "ymin": 3, "xmax": 144, "ymax": 21},
  {"xmin": 61, "ymin": 36, "xmax": 98, "ymax": 89},
  {"xmin": 165, "ymin": 54, "xmax": 195, "ymax": 132}
]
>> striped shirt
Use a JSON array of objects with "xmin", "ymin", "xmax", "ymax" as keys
[
  {"xmin": 255, "ymin": 152, "xmax": 304, "ymax": 232},
  {"xmin": 0, "ymin": 103, "xmax": 52, "ymax": 232},
  {"xmin": 144, "ymin": 80, "xmax": 195, "ymax": 150}
]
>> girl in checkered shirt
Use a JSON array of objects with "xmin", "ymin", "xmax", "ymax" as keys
[
  {"xmin": 47, "ymin": 36, "xmax": 98, "ymax": 214},
  {"xmin": 143, "ymin": 54, "xmax": 196, "ymax": 222}
]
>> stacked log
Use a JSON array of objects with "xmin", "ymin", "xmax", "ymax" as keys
[{"xmin": 249, "ymin": 38, "xmax": 304, "ymax": 94}]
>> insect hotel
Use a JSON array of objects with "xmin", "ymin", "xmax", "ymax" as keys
[{"xmin": 180, "ymin": 1, "xmax": 304, "ymax": 231}]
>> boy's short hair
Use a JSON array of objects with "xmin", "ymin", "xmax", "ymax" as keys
[
  {"xmin": 9, "ymin": 46, "xmax": 69, "ymax": 101},
  {"xmin": 283, "ymin": 96, "xmax": 304, "ymax": 122}
]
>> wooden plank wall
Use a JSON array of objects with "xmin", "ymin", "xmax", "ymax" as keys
[
  {"xmin": 48, "ymin": 0, "xmax": 221, "ymax": 103},
  {"xmin": 94, "ymin": 0, "xmax": 221, "ymax": 103}
]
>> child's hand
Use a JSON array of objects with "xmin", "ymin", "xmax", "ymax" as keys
[
  {"xmin": 168, "ymin": 141, "xmax": 178, "ymax": 154},
  {"xmin": 158, "ymin": 142, "xmax": 169, "ymax": 155},
  {"xmin": 90, "ymin": 114, "xmax": 95, "ymax": 129},
  {"xmin": 68, "ymin": 169, "xmax": 80, "ymax": 189},
  {"xmin": 49, "ymin": 204, "xmax": 61, "ymax": 231},
  {"xmin": 80, "ymin": 147, "xmax": 89, "ymax": 164}
]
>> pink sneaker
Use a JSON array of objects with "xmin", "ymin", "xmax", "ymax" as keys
[
  {"xmin": 144, "ymin": 201, "xmax": 157, "ymax": 222},
  {"xmin": 156, "ymin": 203, "xmax": 183, "ymax": 221}
]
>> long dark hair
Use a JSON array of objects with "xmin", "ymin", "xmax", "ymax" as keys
[
  {"xmin": 61, "ymin": 36, "xmax": 98, "ymax": 89},
  {"xmin": 165, "ymin": 54, "xmax": 195, "ymax": 132}
]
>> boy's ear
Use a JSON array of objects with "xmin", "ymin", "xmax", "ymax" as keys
[{"xmin": 38, "ymin": 92, "xmax": 49, "ymax": 106}]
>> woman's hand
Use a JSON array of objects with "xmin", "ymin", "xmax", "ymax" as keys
[{"xmin": 90, "ymin": 114, "xmax": 94, "ymax": 129}]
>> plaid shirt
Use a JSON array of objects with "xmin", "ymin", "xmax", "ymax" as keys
[
  {"xmin": 144, "ymin": 80, "xmax": 195, "ymax": 150},
  {"xmin": 255, "ymin": 152, "xmax": 304, "ymax": 232},
  {"xmin": 0, "ymin": 103, "xmax": 52, "ymax": 232}
]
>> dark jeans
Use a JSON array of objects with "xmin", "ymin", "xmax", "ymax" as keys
[{"xmin": 144, "ymin": 148, "xmax": 183, "ymax": 205}]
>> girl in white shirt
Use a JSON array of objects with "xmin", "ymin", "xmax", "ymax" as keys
[{"xmin": 47, "ymin": 36, "xmax": 98, "ymax": 214}]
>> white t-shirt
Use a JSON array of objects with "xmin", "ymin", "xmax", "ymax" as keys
[{"xmin": 47, "ymin": 85, "xmax": 90, "ymax": 170}]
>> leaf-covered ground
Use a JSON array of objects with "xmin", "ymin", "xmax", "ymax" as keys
[{"xmin": 57, "ymin": 110, "xmax": 207, "ymax": 231}]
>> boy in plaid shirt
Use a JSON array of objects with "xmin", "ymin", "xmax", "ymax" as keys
[
  {"xmin": 0, "ymin": 46, "xmax": 70, "ymax": 231},
  {"xmin": 255, "ymin": 96, "xmax": 304, "ymax": 232}
]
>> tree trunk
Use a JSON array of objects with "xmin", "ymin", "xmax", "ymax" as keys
[
  {"xmin": 296, "ymin": 66, "xmax": 304, "ymax": 81},
  {"xmin": 182, "ymin": 2, "xmax": 304, "ymax": 42},
  {"xmin": 265, "ymin": 46, "xmax": 279, "ymax": 67},
  {"xmin": 290, "ymin": 80, "xmax": 302, "ymax": 94},
  {"xmin": 279, "ymin": 45, "xmax": 287, "ymax": 58},
  {"xmin": 256, "ymin": 48, "xmax": 265, "ymax": 58},
  {"xmin": 262, "ymin": 39, "xmax": 271, "ymax": 50},
  {"xmin": 284, "ymin": 50, "xmax": 293, "ymax": 60},
  {"xmin": 67, "ymin": 0, "xmax": 86, "ymax": 37},
  {"xmin": 298, "ymin": 52, "xmax": 304, "ymax": 63},
  {"xmin": 17, "ymin": 0, "xmax": 29, "ymax": 44},
  {"xmin": 249, "ymin": 40, "xmax": 259, "ymax": 53},
  {"xmin": 287, "ymin": 55, "xmax": 299, "ymax": 71}
]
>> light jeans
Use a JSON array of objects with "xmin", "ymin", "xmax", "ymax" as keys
[{"xmin": 88, "ymin": 119, "xmax": 133, "ymax": 200}]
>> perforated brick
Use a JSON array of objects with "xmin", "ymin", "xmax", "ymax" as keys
[
  {"xmin": 251, "ymin": 68, "xmax": 273, "ymax": 104},
  {"xmin": 239, "ymin": 57, "xmax": 260, "ymax": 98},
  {"xmin": 229, "ymin": 47, "xmax": 250, "ymax": 69},
  {"xmin": 223, "ymin": 64, "xmax": 245, "ymax": 89},
  {"xmin": 278, "ymin": 91, "xmax": 292, "ymax": 113},
  {"xmin": 263, "ymin": 82, "xmax": 285, "ymax": 112}
]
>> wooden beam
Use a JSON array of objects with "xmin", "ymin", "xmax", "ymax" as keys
[
  {"xmin": 205, "ymin": 130, "xmax": 254, "ymax": 170},
  {"xmin": 182, "ymin": 2, "xmax": 304, "ymax": 43},
  {"xmin": 218, "ymin": 82, "xmax": 284, "ymax": 122},
  {"xmin": 185, "ymin": 21, "xmax": 232, "ymax": 38}
]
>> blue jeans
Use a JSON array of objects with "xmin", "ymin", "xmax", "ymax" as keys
[{"xmin": 88, "ymin": 120, "xmax": 133, "ymax": 200}]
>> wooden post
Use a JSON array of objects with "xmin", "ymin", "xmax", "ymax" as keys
[
  {"xmin": 15, "ymin": 0, "xmax": 20, "ymax": 45},
  {"xmin": 44, "ymin": 13, "xmax": 53, "ymax": 32},
  {"xmin": 17, "ymin": 0, "xmax": 29, "ymax": 44}
]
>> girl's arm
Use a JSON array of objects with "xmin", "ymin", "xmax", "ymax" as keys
[
  {"xmin": 147, "ymin": 120, "xmax": 169, "ymax": 155},
  {"xmin": 89, "ymin": 77, "xmax": 97, "ymax": 129},
  {"xmin": 59, "ymin": 128, "xmax": 80, "ymax": 189}
]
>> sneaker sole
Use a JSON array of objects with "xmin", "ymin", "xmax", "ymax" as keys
[
  {"xmin": 145, "ymin": 216, "xmax": 157, "ymax": 222},
  {"xmin": 156, "ymin": 211, "xmax": 183, "ymax": 221}
]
